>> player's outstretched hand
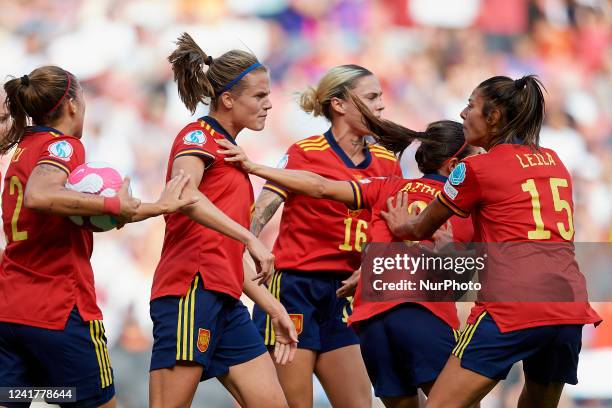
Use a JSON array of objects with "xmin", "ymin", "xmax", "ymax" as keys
[
  {"xmin": 337, "ymin": 269, "xmax": 360, "ymax": 298},
  {"xmin": 216, "ymin": 139, "xmax": 256, "ymax": 173},
  {"xmin": 157, "ymin": 170, "xmax": 198, "ymax": 213},
  {"xmin": 246, "ymin": 236, "xmax": 275, "ymax": 285},
  {"xmin": 270, "ymin": 308, "xmax": 298, "ymax": 365},
  {"xmin": 117, "ymin": 177, "xmax": 141, "ymax": 222},
  {"xmin": 380, "ymin": 191, "xmax": 412, "ymax": 239}
]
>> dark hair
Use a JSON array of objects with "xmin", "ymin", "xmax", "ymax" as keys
[
  {"xmin": 349, "ymin": 91, "xmax": 439, "ymax": 154},
  {"xmin": 168, "ymin": 32, "xmax": 267, "ymax": 114},
  {"xmin": 476, "ymin": 75, "xmax": 546, "ymax": 148},
  {"xmin": 300, "ymin": 64, "xmax": 373, "ymax": 121},
  {"xmin": 1, "ymin": 66, "xmax": 78, "ymax": 154},
  {"xmin": 414, "ymin": 121, "xmax": 472, "ymax": 173}
]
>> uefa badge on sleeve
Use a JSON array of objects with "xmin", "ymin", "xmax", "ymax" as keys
[
  {"xmin": 183, "ymin": 130, "xmax": 206, "ymax": 146},
  {"xmin": 48, "ymin": 140, "xmax": 74, "ymax": 161},
  {"xmin": 449, "ymin": 162, "xmax": 466, "ymax": 185}
]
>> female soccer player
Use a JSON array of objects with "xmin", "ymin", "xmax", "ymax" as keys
[
  {"xmin": 0, "ymin": 66, "xmax": 193, "ymax": 408},
  {"xmin": 149, "ymin": 33, "xmax": 296, "ymax": 408},
  {"xmin": 375, "ymin": 75, "xmax": 602, "ymax": 408},
  {"xmin": 218, "ymin": 118, "xmax": 479, "ymax": 408},
  {"xmin": 248, "ymin": 64, "xmax": 401, "ymax": 407}
]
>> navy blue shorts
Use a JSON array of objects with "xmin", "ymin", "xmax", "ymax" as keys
[
  {"xmin": 253, "ymin": 270, "xmax": 359, "ymax": 353},
  {"xmin": 453, "ymin": 312, "xmax": 583, "ymax": 385},
  {"xmin": 355, "ymin": 303, "xmax": 459, "ymax": 398},
  {"xmin": 0, "ymin": 307, "xmax": 115, "ymax": 408},
  {"xmin": 150, "ymin": 274, "xmax": 266, "ymax": 380}
]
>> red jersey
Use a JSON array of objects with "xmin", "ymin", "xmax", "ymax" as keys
[
  {"xmin": 438, "ymin": 144, "xmax": 601, "ymax": 332},
  {"xmin": 262, "ymin": 130, "xmax": 401, "ymax": 273},
  {"xmin": 348, "ymin": 175, "xmax": 474, "ymax": 329},
  {"xmin": 0, "ymin": 126, "xmax": 97, "ymax": 330},
  {"xmin": 152, "ymin": 117, "xmax": 254, "ymax": 300}
]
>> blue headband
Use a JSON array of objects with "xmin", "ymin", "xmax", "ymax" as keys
[{"xmin": 220, "ymin": 62, "xmax": 262, "ymax": 93}]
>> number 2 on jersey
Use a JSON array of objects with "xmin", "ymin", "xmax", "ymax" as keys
[
  {"xmin": 521, "ymin": 178, "xmax": 574, "ymax": 241},
  {"xmin": 9, "ymin": 176, "xmax": 28, "ymax": 242}
]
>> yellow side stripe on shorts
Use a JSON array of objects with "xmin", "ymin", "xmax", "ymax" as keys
[
  {"xmin": 95, "ymin": 321, "xmax": 110, "ymax": 388},
  {"xmin": 452, "ymin": 329, "xmax": 459, "ymax": 342},
  {"xmin": 189, "ymin": 276, "xmax": 198, "ymax": 361},
  {"xmin": 176, "ymin": 276, "xmax": 199, "ymax": 361},
  {"xmin": 264, "ymin": 271, "xmax": 283, "ymax": 345},
  {"xmin": 264, "ymin": 271, "xmax": 276, "ymax": 344},
  {"xmin": 90, "ymin": 321, "xmax": 106, "ymax": 388},
  {"xmin": 272, "ymin": 272, "xmax": 282, "ymax": 344},
  {"xmin": 90, "ymin": 321, "xmax": 112, "ymax": 388},
  {"xmin": 452, "ymin": 312, "xmax": 487, "ymax": 359},
  {"xmin": 100, "ymin": 322, "xmax": 113, "ymax": 386},
  {"xmin": 176, "ymin": 297, "xmax": 184, "ymax": 360}
]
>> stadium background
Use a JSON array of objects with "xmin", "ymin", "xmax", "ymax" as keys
[{"xmin": 0, "ymin": 0, "xmax": 610, "ymax": 406}]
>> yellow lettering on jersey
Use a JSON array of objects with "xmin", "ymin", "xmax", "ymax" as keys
[
  {"xmin": 11, "ymin": 148, "xmax": 26, "ymax": 163},
  {"xmin": 400, "ymin": 181, "xmax": 440, "ymax": 196},
  {"xmin": 516, "ymin": 153, "xmax": 556, "ymax": 168}
]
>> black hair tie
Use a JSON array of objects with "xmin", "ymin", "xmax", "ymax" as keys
[
  {"xmin": 515, "ymin": 77, "xmax": 527, "ymax": 90},
  {"xmin": 20, "ymin": 75, "xmax": 30, "ymax": 86},
  {"xmin": 204, "ymin": 55, "xmax": 214, "ymax": 66}
]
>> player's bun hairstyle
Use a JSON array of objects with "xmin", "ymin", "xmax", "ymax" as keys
[
  {"xmin": 299, "ymin": 64, "xmax": 373, "ymax": 120},
  {"xmin": 349, "ymin": 92, "xmax": 440, "ymax": 154},
  {"xmin": 415, "ymin": 121, "xmax": 472, "ymax": 174},
  {"xmin": 168, "ymin": 32, "xmax": 267, "ymax": 114},
  {"xmin": 476, "ymin": 75, "xmax": 545, "ymax": 148},
  {"xmin": 1, "ymin": 66, "xmax": 78, "ymax": 154}
]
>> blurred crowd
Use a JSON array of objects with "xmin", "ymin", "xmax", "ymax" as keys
[{"xmin": 0, "ymin": 0, "xmax": 610, "ymax": 406}]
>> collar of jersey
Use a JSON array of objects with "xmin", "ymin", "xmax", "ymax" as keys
[
  {"xmin": 27, "ymin": 125, "xmax": 64, "ymax": 135},
  {"xmin": 422, "ymin": 173, "xmax": 447, "ymax": 183},
  {"xmin": 323, "ymin": 128, "xmax": 372, "ymax": 169},
  {"xmin": 200, "ymin": 116, "xmax": 237, "ymax": 145}
]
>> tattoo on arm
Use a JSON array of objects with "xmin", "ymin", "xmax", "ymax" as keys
[{"xmin": 250, "ymin": 190, "xmax": 284, "ymax": 237}]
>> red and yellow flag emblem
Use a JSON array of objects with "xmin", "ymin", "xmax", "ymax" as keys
[
  {"xmin": 288, "ymin": 314, "xmax": 304, "ymax": 335},
  {"xmin": 197, "ymin": 328, "xmax": 210, "ymax": 353}
]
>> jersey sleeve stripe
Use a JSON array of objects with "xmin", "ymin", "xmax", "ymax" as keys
[
  {"xmin": 262, "ymin": 184, "xmax": 288, "ymax": 200},
  {"xmin": 437, "ymin": 193, "xmax": 470, "ymax": 218},
  {"xmin": 373, "ymin": 153, "xmax": 397, "ymax": 161},
  {"xmin": 296, "ymin": 136, "xmax": 325, "ymax": 146},
  {"xmin": 348, "ymin": 180, "xmax": 363, "ymax": 210},
  {"xmin": 36, "ymin": 159, "xmax": 70, "ymax": 175},
  {"xmin": 175, "ymin": 149, "xmax": 216, "ymax": 161},
  {"xmin": 297, "ymin": 140, "xmax": 328, "ymax": 148},
  {"xmin": 302, "ymin": 145, "xmax": 330, "ymax": 152}
]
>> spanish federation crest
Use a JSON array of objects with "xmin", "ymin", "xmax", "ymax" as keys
[
  {"xmin": 197, "ymin": 328, "xmax": 210, "ymax": 353},
  {"xmin": 449, "ymin": 162, "xmax": 466, "ymax": 186},
  {"xmin": 288, "ymin": 314, "xmax": 303, "ymax": 335},
  {"xmin": 183, "ymin": 130, "xmax": 206, "ymax": 146}
]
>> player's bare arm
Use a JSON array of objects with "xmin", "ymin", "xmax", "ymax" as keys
[
  {"xmin": 25, "ymin": 163, "xmax": 140, "ymax": 219},
  {"xmin": 129, "ymin": 171, "xmax": 197, "ymax": 223},
  {"xmin": 381, "ymin": 191, "xmax": 453, "ymax": 240},
  {"xmin": 217, "ymin": 138, "xmax": 355, "ymax": 205},
  {"xmin": 250, "ymin": 189, "xmax": 284, "ymax": 237},
  {"xmin": 242, "ymin": 258, "xmax": 298, "ymax": 365},
  {"xmin": 173, "ymin": 155, "xmax": 275, "ymax": 284}
]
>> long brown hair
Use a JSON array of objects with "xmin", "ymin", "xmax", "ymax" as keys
[
  {"xmin": 168, "ymin": 32, "xmax": 267, "ymax": 113},
  {"xmin": 349, "ymin": 92, "xmax": 440, "ymax": 154},
  {"xmin": 476, "ymin": 75, "xmax": 546, "ymax": 148},
  {"xmin": 1, "ymin": 66, "xmax": 77, "ymax": 154}
]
